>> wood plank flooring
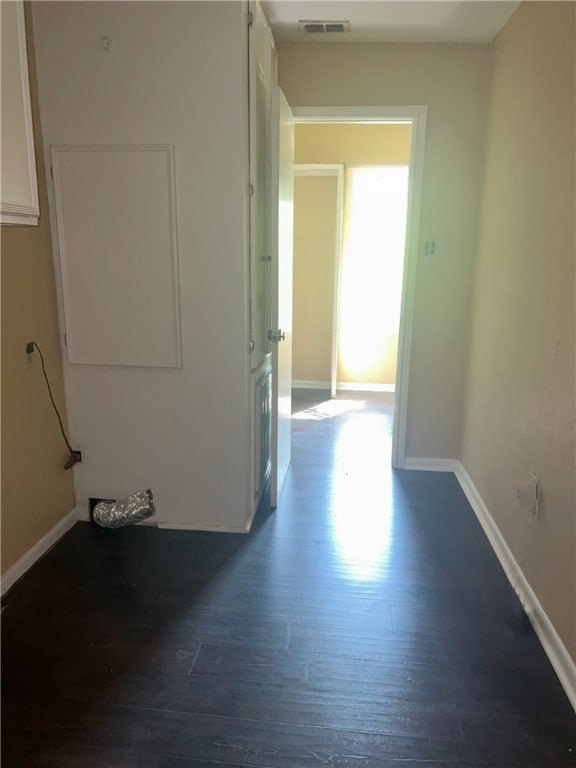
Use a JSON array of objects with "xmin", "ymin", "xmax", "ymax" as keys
[{"xmin": 2, "ymin": 390, "xmax": 575, "ymax": 767}]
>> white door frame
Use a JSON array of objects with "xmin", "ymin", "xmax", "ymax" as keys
[
  {"xmin": 291, "ymin": 106, "xmax": 428, "ymax": 470},
  {"xmin": 294, "ymin": 163, "xmax": 344, "ymax": 399}
]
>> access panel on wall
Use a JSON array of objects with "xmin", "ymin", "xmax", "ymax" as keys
[{"xmin": 51, "ymin": 144, "xmax": 182, "ymax": 367}]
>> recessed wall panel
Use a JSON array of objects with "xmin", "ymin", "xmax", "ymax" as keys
[{"xmin": 51, "ymin": 144, "xmax": 181, "ymax": 367}]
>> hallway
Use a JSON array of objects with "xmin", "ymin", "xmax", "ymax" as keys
[{"xmin": 2, "ymin": 390, "xmax": 574, "ymax": 766}]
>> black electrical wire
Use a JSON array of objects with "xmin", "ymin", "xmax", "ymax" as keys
[{"xmin": 29, "ymin": 341, "xmax": 74, "ymax": 454}]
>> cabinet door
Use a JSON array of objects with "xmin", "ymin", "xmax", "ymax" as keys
[
  {"xmin": 248, "ymin": 2, "xmax": 274, "ymax": 369},
  {"xmin": 254, "ymin": 369, "xmax": 271, "ymax": 498},
  {"xmin": 1, "ymin": 0, "xmax": 39, "ymax": 225}
]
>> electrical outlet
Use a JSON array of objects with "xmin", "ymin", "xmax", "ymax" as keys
[{"xmin": 517, "ymin": 474, "xmax": 541, "ymax": 518}]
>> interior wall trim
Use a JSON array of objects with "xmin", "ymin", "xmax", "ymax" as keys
[
  {"xmin": 404, "ymin": 457, "xmax": 459, "ymax": 472},
  {"xmin": 454, "ymin": 461, "xmax": 576, "ymax": 712},
  {"xmin": 155, "ymin": 521, "xmax": 251, "ymax": 534},
  {"xmin": 292, "ymin": 380, "xmax": 396, "ymax": 393},
  {"xmin": 1, "ymin": 508, "xmax": 78, "ymax": 596},
  {"xmin": 73, "ymin": 506, "xmax": 255, "ymax": 535},
  {"xmin": 337, "ymin": 382, "xmax": 395, "ymax": 393},
  {"xmin": 292, "ymin": 380, "xmax": 331, "ymax": 390}
]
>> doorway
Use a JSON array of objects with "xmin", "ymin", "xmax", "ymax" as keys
[
  {"xmin": 293, "ymin": 163, "xmax": 344, "ymax": 399},
  {"xmin": 289, "ymin": 107, "xmax": 427, "ymax": 469}
]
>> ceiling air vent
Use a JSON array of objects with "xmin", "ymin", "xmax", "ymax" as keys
[{"xmin": 298, "ymin": 20, "xmax": 350, "ymax": 34}]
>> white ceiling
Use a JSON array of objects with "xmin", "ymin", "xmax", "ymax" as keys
[{"xmin": 262, "ymin": 1, "xmax": 521, "ymax": 43}]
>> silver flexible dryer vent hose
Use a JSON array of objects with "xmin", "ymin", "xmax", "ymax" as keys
[{"xmin": 93, "ymin": 489, "xmax": 156, "ymax": 528}]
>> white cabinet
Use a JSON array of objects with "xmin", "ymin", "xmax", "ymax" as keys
[
  {"xmin": 32, "ymin": 0, "xmax": 277, "ymax": 531},
  {"xmin": 1, "ymin": 0, "xmax": 39, "ymax": 225}
]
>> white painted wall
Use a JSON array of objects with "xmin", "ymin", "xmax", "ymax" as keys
[{"xmin": 32, "ymin": 1, "xmax": 252, "ymax": 531}]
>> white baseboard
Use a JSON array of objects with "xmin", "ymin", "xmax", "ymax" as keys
[
  {"xmin": 76, "ymin": 503, "xmax": 251, "ymax": 534},
  {"xmin": 404, "ymin": 457, "xmax": 459, "ymax": 472},
  {"xmin": 292, "ymin": 381, "xmax": 396, "ymax": 393},
  {"xmin": 1, "ymin": 507, "xmax": 78, "ymax": 596},
  {"xmin": 337, "ymin": 382, "xmax": 395, "ymax": 393},
  {"xmin": 292, "ymin": 380, "xmax": 330, "ymax": 390},
  {"xmin": 156, "ymin": 521, "xmax": 250, "ymax": 534},
  {"xmin": 455, "ymin": 461, "xmax": 576, "ymax": 712}
]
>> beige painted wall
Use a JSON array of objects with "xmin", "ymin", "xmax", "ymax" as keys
[
  {"xmin": 294, "ymin": 124, "xmax": 411, "ymax": 386},
  {"xmin": 295, "ymin": 123, "xmax": 411, "ymax": 166},
  {"xmin": 462, "ymin": 2, "xmax": 575, "ymax": 661},
  {"xmin": 293, "ymin": 174, "xmax": 337, "ymax": 383},
  {"xmin": 1, "ymin": 6, "xmax": 74, "ymax": 574},
  {"xmin": 279, "ymin": 42, "xmax": 491, "ymax": 457}
]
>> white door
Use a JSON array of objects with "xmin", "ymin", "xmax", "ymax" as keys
[{"xmin": 270, "ymin": 87, "xmax": 294, "ymax": 508}]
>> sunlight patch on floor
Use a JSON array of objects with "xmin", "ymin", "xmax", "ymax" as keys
[
  {"xmin": 330, "ymin": 415, "xmax": 394, "ymax": 582},
  {"xmin": 292, "ymin": 399, "xmax": 367, "ymax": 421}
]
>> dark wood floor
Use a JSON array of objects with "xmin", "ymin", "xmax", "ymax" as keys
[{"xmin": 2, "ymin": 390, "xmax": 575, "ymax": 767}]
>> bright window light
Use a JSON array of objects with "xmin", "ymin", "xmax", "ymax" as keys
[{"xmin": 338, "ymin": 166, "xmax": 409, "ymax": 379}]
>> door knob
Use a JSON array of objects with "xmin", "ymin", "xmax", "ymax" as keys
[{"xmin": 268, "ymin": 329, "xmax": 286, "ymax": 343}]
